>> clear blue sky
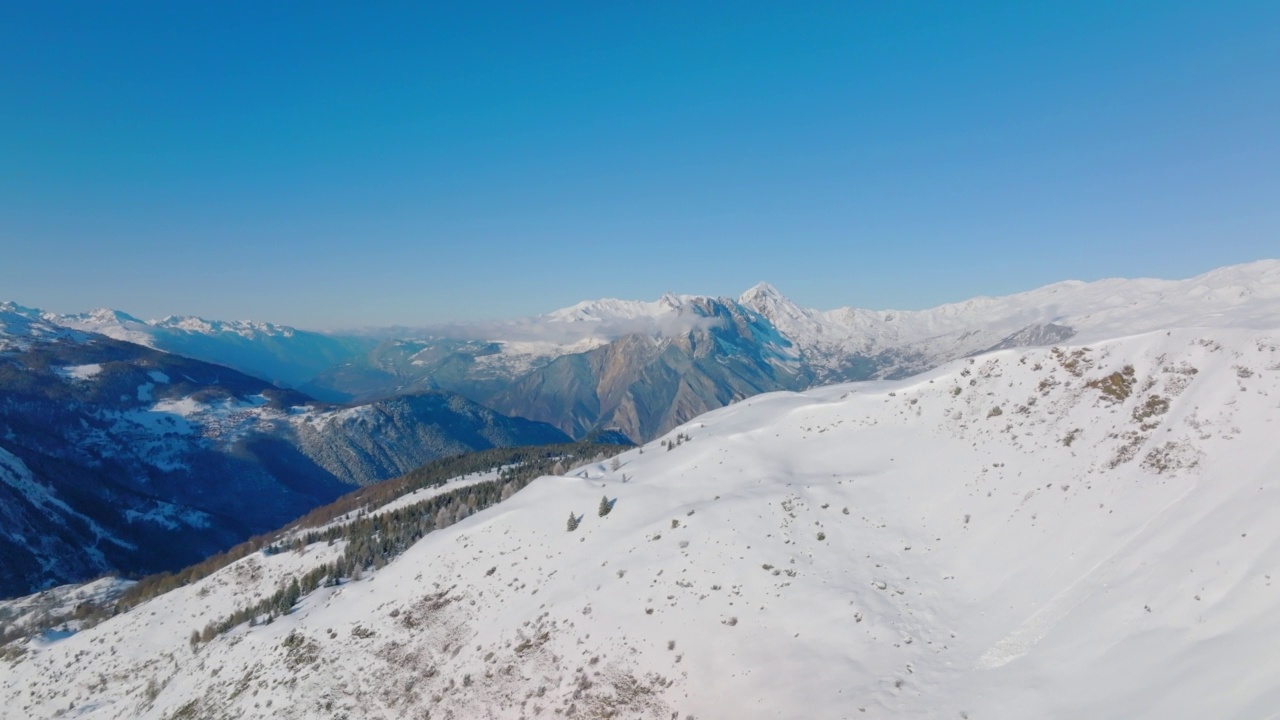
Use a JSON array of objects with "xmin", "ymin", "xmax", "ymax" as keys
[{"xmin": 2, "ymin": 2, "xmax": 1277, "ymax": 329}]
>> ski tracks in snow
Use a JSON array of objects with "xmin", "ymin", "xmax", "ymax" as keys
[{"xmin": 975, "ymin": 482, "xmax": 1199, "ymax": 670}]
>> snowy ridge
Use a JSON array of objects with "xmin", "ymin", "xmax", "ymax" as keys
[
  {"xmin": 468, "ymin": 260, "xmax": 1280, "ymax": 359},
  {"xmin": 39, "ymin": 307, "xmax": 374, "ymax": 388},
  {"xmin": 371, "ymin": 260, "xmax": 1280, "ymax": 397},
  {"xmin": 545, "ymin": 292, "xmax": 698, "ymax": 323},
  {"xmin": 6, "ymin": 322, "xmax": 1280, "ymax": 718},
  {"xmin": 51, "ymin": 310, "xmax": 302, "ymax": 344},
  {"xmin": 0, "ymin": 302, "xmax": 88, "ymax": 350},
  {"xmin": 740, "ymin": 259, "xmax": 1280, "ymax": 373}
]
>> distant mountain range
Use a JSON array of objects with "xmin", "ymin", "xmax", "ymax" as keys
[
  {"xmin": 0, "ymin": 304, "xmax": 568, "ymax": 597},
  {"xmin": 48, "ymin": 307, "xmax": 375, "ymax": 388},
  {"xmin": 24, "ymin": 260, "xmax": 1280, "ymax": 444}
]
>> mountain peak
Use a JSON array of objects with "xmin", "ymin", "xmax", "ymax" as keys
[
  {"xmin": 0, "ymin": 300, "xmax": 41, "ymax": 317},
  {"xmin": 84, "ymin": 308, "xmax": 145, "ymax": 325},
  {"xmin": 738, "ymin": 281, "xmax": 784, "ymax": 304},
  {"xmin": 738, "ymin": 282, "xmax": 808, "ymax": 321},
  {"xmin": 657, "ymin": 291, "xmax": 686, "ymax": 309}
]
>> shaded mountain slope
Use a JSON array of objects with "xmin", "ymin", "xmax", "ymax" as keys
[{"xmin": 0, "ymin": 310, "xmax": 569, "ymax": 597}]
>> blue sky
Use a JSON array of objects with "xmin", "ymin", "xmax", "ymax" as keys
[{"xmin": 2, "ymin": 2, "xmax": 1277, "ymax": 329}]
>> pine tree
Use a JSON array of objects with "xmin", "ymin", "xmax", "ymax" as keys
[
  {"xmin": 598, "ymin": 495, "xmax": 612, "ymax": 517},
  {"xmin": 567, "ymin": 511, "xmax": 580, "ymax": 531}
]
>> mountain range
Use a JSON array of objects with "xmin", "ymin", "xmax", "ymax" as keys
[
  {"xmin": 0, "ymin": 303, "xmax": 569, "ymax": 597},
  {"xmin": 6, "ymin": 260, "xmax": 1279, "ymax": 598},
  {"xmin": 31, "ymin": 260, "xmax": 1280, "ymax": 443}
]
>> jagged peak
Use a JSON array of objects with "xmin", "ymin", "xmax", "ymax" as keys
[{"xmin": 657, "ymin": 291, "xmax": 686, "ymax": 310}]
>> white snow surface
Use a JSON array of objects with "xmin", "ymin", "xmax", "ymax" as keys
[
  {"xmin": 5, "ymin": 322, "xmax": 1280, "ymax": 718},
  {"xmin": 54, "ymin": 364, "xmax": 104, "ymax": 381}
]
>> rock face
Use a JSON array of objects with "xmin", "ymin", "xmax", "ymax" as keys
[
  {"xmin": 285, "ymin": 393, "xmax": 570, "ymax": 486},
  {"xmin": 484, "ymin": 298, "xmax": 804, "ymax": 440},
  {"xmin": 0, "ymin": 308, "xmax": 570, "ymax": 597}
]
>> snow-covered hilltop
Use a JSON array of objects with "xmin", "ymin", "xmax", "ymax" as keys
[{"xmin": 6, "ymin": 319, "xmax": 1279, "ymax": 718}]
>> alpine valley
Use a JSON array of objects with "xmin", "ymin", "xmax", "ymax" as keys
[
  {"xmin": 2, "ymin": 261, "xmax": 1280, "ymax": 719},
  {"xmin": 0, "ymin": 304, "xmax": 568, "ymax": 597}
]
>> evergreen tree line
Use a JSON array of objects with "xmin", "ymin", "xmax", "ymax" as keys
[
  {"xmin": 111, "ymin": 441, "xmax": 624, "ymax": 619},
  {"xmin": 174, "ymin": 441, "xmax": 629, "ymax": 642}
]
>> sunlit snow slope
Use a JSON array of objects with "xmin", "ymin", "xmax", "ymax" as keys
[{"xmin": 4, "ymin": 328, "xmax": 1280, "ymax": 719}]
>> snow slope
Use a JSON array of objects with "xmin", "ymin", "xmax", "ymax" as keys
[
  {"xmin": 4, "ymin": 323, "xmax": 1279, "ymax": 718},
  {"xmin": 0, "ymin": 577, "xmax": 135, "ymax": 637}
]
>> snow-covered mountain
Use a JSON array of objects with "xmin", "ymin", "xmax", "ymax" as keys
[
  {"xmin": 739, "ymin": 260, "xmax": 1280, "ymax": 381},
  {"xmin": 0, "ymin": 302, "xmax": 89, "ymax": 350},
  {"xmin": 5, "ymin": 319, "xmax": 1278, "ymax": 717},
  {"xmin": 304, "ymin": 260, "xmax": 1280, "ymax": 442},
  {"xmin": 46, "ymin": 308, "xmax": 374, "ymax": 388},
  {"xmin": 0, "ymin": 320, "xmax": 569, "ymax": 598},
  {"xmin": 25, "ymin": 262, "xmax": 1279, "ymax": 445}
]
